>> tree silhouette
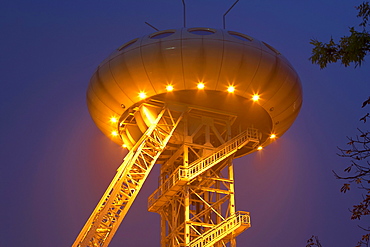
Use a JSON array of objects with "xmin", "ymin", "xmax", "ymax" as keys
[
  {"xmin": 309, "ymin": 2, "xmax": 370, "ymax": 247},
  {"xmin": 310, "ymin": 2, "xmax": 370, "ymax": 68},
  {"xmin": 306, "ymin": 235, "xmax": 323, "ymax": 247}
]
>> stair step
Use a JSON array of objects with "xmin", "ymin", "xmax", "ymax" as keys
[
  {"xmin": 148, "ymin": 129, "xmax": 259, "ymax": 212},
  {"xmin": 188, "ymin": 211, "xmax": 251, "ymax": 247}
]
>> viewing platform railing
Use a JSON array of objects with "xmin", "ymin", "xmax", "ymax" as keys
[
  {"xmin": 189, "ymin": 211, "xmax": 251, "ymax": 247},
  {"xmin": 148, "ymin": 129, "xmax": 259, "ymax": 212}
]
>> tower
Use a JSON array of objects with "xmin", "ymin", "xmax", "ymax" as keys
[{"xmin": 73, "ymin": 27, "xmax": 302, "ymax": 246}]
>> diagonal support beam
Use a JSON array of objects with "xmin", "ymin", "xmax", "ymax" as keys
[{"xmin": 73, "ymin": 106, "xmax": 184, "ymax": 247}]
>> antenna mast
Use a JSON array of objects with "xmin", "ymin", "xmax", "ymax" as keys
[
  {"xmin": 182, "ymin": 0, "xmax": 186, "ymax": 27},
  {"xmin": 144, "ymin": 21, "xmax": 159, "ymax": 31},
  {"xmin": 223, "ymin": 0, "xmax": 240, "ymax": 29}
]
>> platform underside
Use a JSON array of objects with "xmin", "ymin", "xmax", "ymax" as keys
[{"xmin": 118, "ymin": 90, "xmax": 273, "ymax": 159}]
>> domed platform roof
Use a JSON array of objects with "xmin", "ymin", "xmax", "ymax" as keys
[{"xmin": 87, "ymin": 27, "xmax": 302, "ymax": 147}]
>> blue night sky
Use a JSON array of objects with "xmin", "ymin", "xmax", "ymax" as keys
[{"xmin": 1, "ymin": 1, "xmax": 369, "ymax": 246}]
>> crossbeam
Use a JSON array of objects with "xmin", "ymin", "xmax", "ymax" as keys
[
  {"xmin": 148, "ymin": 129, "xmax": 259, "ymax": 212},
  {"xmin": 73, "ymin": 106, "xmax": 184, "ymax": 247}
]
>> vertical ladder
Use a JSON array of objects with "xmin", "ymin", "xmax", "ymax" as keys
[{"xmin": 73, "ymin": 106, "xmax": 184, "ymax": 247}]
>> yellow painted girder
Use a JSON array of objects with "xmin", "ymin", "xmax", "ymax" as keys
[{"xmin": 73, "ymin": 106, "xmax": 184, "ymax": 247}]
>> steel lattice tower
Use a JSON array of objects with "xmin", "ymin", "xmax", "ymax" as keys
[{"xmin": 73, "ymin": 27, "xmax": 302, "ymax": 247}]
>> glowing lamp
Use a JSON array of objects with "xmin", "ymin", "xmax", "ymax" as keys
[
  {"xmin": 252, "ymin": 94, "xmax": 260, "ymax": 102},
  {"xmin": 227, "ymin": 86, "xmax": 235, "ymax": 93},
  {"xmin": 197, "ymin": 82, "xmax": 205, "ymax": 89},
  {"xmin": 139, "ymin": 92, "xmax": 147, "ymax": 99}
]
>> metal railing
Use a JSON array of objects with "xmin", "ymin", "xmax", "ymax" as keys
[
  {"xmin": 189, "ymin": 211, "xmax": 250, "ymax": 247},
  {"xmin": 148, "ymin": 129, "xmax": 259, "ymax": 211},
  {"xmin": 186, "ymin": 128, "xmax": 259, "ymax": 179}
]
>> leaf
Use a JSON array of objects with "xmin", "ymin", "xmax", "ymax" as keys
[
  {"xmin": 360, "ymin": 113, "xmax": 369, "ymax": 123},
  {"xmin": 341, "ymin": 183, "xmax": 351, "ymax": 193},
  {"xmin": 361, "ymin": 97, "xmax": 370, "ymax": 108},
  {"xmin": 362, "ymin": 234, "xmax": 370, "ymax": 241},
  {"xmin": 344, "ymin": 166, "xmax": 352, "ymax": 172}
]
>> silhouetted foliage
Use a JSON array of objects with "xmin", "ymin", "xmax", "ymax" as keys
[
  {"xmin": 306, "ymin": 236, "xmax": 323, "ymax": 247},
  {"xmin": 335, "ymin": 122, "xmax": 370, "ymax": 247},
  {"xmin": 310, "ymin": 2, "xmax": 370, "ymax": 68},
  {"xmin": 309, "ymin": 2, "xmax": 370, "ymax": 247}
]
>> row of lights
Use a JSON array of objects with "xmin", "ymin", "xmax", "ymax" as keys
[
  {"xmin": 110, "ymin": 116, "xmax": 119, "ymax": 137},
  {"xmin": 138, "ymin": 83, "xmax": 260, "ymax": 102},
  {"xmin": 257, "ymin": 134, "xmax": 277, "ymax": 151},
  {"xmin": 109, "ymin": 117, "xmax": 126, "ymax": 148},
  {"xmin": 110, "ymin": 83, "xmax": 269, "ymax": 148},
  {"xmin": 109, "ymin": 116, "xmax": 129, "ymax": 148}
]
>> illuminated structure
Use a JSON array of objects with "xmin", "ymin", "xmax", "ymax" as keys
[{"xmin": 73, "ymin": 27, "xmax": 302, "ymax": 246}]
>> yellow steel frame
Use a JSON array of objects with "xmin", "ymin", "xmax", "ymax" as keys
[
  {"xmin": 149, "ymin": 110, "xmax": 258, "ymax": 246},
  {"xmin": 73, "ymin": 104, "xmax": 184, "ymax": 247},
  {"xmin": 73, "ymin": 102, "xmax": 258, "ymax": 247}
]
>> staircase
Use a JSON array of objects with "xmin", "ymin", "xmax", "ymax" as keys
[
  {"xmin": 148, "ymin": 128, "xmax": 259, "ymax": 212},
  {"xmin": 189, "ymin": 211, "xmax": 251, "ymax": 247}
]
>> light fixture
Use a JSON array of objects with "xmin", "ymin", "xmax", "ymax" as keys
[
  {"xmin": 122, "ymin": 144, "xmax": 127, "ymax": 148},
  {"xmin": 270, "ymin": 134, "xmax": 276, "ymax": 139},
  {"xmin": 110, "ymin": 117, "xmax": 118, "ymax": 123},
  {"xmin": 252, "ymin": 94, "xmax": 260, "ymax": 102},
  {"xmin": 111, "ymin": 130, "xmax": 118, "ymax": 136},
  {"xmin": 139, "ymin": 92, "xmax": 146, "ymax": 99},
  {"xmin": 166, "ymin": 85, "xmax": 174, "ymax": 92},
  {"xmin": 197, "ymin": 82, "xmax": 205, "ymax": 89},
  {"xmin": 227, "ymin": 86, "xmax": 235, "ymax": 93},
  {"xmin": 257, "ymin": 146, "xmax": 263, "ymax": 151}
]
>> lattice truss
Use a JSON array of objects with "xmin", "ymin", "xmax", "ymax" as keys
[
  {"xmin": 74, "ymin": 102, "xmax": 258, "ymax": 247},
  {"xmin": 73, "ymin": 103, "xmax": 185, "ymax": 247},
  {"xmin": 158, "ymin": 163, "xmax": 239, "ymax": 247},
  {"xmin": 148, "ymin": 109, "xmax": 258, "ymax": 247}
]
